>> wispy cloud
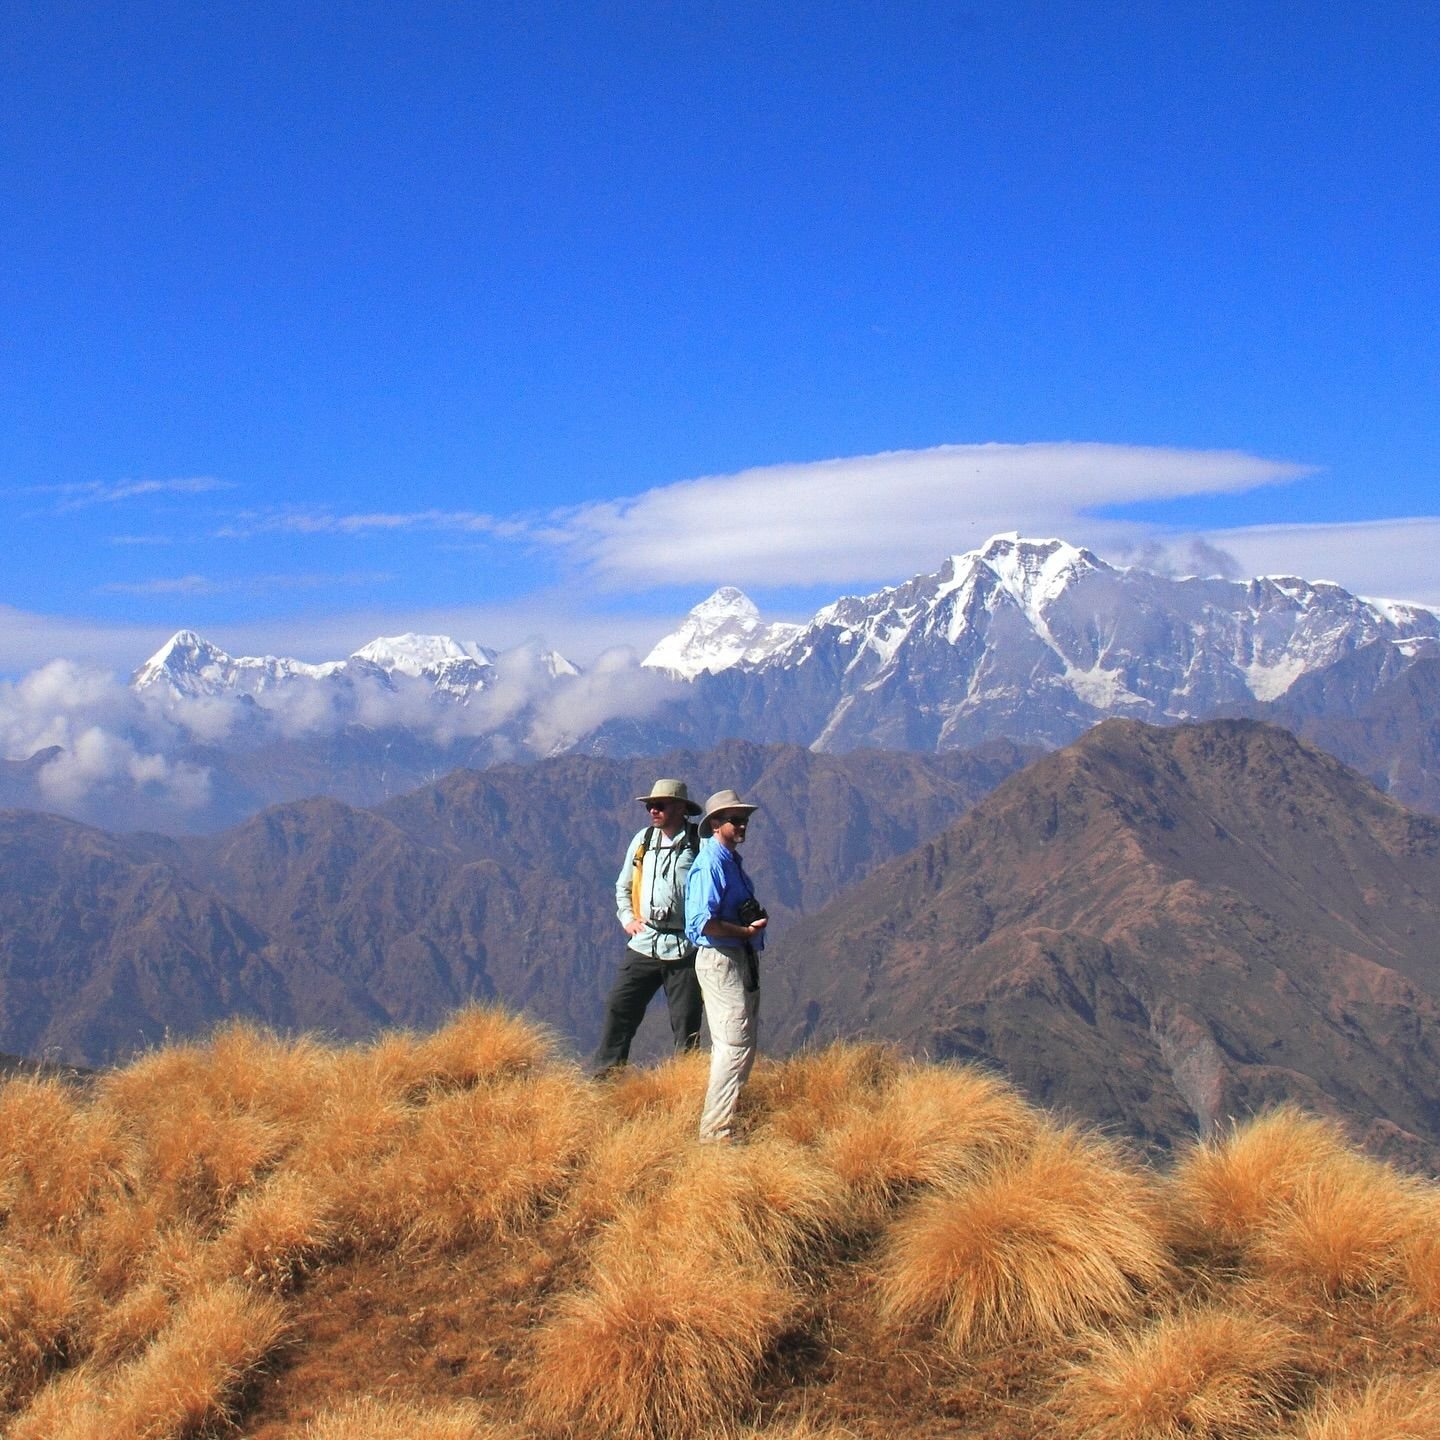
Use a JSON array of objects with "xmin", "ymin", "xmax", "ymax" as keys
[
  {"xmin": 99, "ymin": 571, "xmax": 394, "ymax": 597},
  {"xmin": 25, "ymin": 476, "xmax": 236, "ymax": 512},
  {"xmin": 544, "ymin": 442, "xmax": 1315, "ymax": 589},
  {"xmin": 213, "ymin": 508, "xmax": 523, "ymax": 540}
]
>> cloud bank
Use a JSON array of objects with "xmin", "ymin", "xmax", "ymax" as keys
[{"xmin": 546, "ymin": 442, "xmax": 1315, "ymax": 589}]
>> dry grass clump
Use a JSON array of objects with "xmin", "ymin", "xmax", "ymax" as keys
[
  {"xmin": 748, "ymin": 1043, "xmax": 900, "ymax": 1146},
  {"xmin": 0, "ymin": 1076, "xmax": 135, "ymax": 1235},
  {"xmin": 8, "ymin": 1280, "xmax": 287, "ymax": 1440},
  {"xmin": 1166, "ymin": 1107, "xmax": 1354, "ymax": 1257},
  {"xmin": 1054, "ymin": 1304, "xmax": 1301, "ymax": 1439},
  {"xmin": 0, "ymin": 1244, "xmax": 92, "ymax": 1409},
  {"xmin": 93, "ymin": 1045, "xmax": 291, "ymax": 1228},
  {"xmin": 525, "ymin": 1250, "xmax": 794, "ymax": 1440},
  {"xmin": 283, "ymin": 1051, "xmax": 414, "ymax": 1187},
  {"xmin": 597, "ymin": 1048, "xmax": 712, "ymax": 1121},
  {"xmin": 879, "ymin": 1124, "xmax": 1173, "ymax": 1352},
  {"xmin": 598, "ymin": 1135, "xmax": 850, "ymax": 1276},
  {"xmin": 204, "ymin": 1169, "xmax": 344, "ymax": 1290},
  {"xmin": 302, "ymin": 1393, "xmax": 520, "ymax": 1439},
  {"xmin": 357, "ymin": 1068, "xmax": 598, "ymax": 1247},
  {"xmin": 1394, "ymin": 1202, "xmax": 1440, "ymax": 1318},
  {"xmin": 400, "ymin": 1005, "xmax": 561, "ymax": 1094},
  {"xmin": 532, "ymin": 1124, "xmax": 844, "ymax": 1437},
  {"xmin": 560, "ymin": 1109, "xmax": 694, "ymax": 1233},
  {"xmin": 1246, "ymin": 1151, "xmax": 1434, "ymax": 1302},
  {"xmin": 818, "ymin": 1063, "xmax": 1037, "ymax": 1223},
  {"xmin": 1278, "ymin": 1372, "xmax": 1440, "ymax": 1439}
]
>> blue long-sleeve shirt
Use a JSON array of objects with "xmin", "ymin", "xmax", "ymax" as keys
[{"xmin": 684, "ymin": 836, "xmax": 765, "ymax": 952}]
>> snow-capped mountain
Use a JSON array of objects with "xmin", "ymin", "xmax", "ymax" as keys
[
  {"xmin": 642, "ymin": 587, "xmax": 803, "ymax": 678},
  {"xmin": 639, "ymin": 533, "xmax": 1440, "ymax": 754},
  {"xmin": 133, "ymin": 631, "xmax": 574, "ymax": 705},
  {"xmin": 131, "ymin": 630, "xmax": 345, "ymax": 698},
  {"xmin": 96, "ymin": 534, "xmax": 1440, "ymax": 829}
]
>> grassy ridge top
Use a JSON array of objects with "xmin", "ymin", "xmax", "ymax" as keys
[{"xmin": 2, "ymin": 1007, "xmax": 1439, "ymax": 1439}]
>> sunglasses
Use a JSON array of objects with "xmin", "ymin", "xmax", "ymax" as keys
[
  {"xmin": 646, "ymin": 799, "xmax": 676, "ymax": 811},
  {"xmin": 715, "ymin": 812, "xmax": 750, "ymax": 826}
]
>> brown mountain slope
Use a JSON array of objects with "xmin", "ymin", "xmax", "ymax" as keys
[
  {"xmin": 768, "ymin": 718, "xmax": 1440, "ymax": 1166},
  {"xmin": 0, "ymin": 740, "xmax": 1031, "ymax": 1065},
  {"xmin": 0, "ymin": 812, "xmax": 289, "ymax": 1064}
]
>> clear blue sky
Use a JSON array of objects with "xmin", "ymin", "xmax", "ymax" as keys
[{"xmin": 1, "ymin": 0, "xmax": 1436, "ymax": 672}]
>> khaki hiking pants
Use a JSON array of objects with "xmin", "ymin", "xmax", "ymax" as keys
[{"xmin": 695, "ymin": 945, "xmax": 759, "ymax": 1142}]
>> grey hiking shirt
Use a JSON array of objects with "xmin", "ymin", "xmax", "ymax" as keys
[{"xmin": 615, "ymin": 825, "xmax": 698, "ymax": 963}]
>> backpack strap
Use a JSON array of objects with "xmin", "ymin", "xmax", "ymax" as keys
[{"xmin": 630, "ymin": 826, "xmax": 656, "ymax": 920}]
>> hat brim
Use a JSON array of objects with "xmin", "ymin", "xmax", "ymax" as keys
[
  {"xmin": 698, "ymin": 802, "xmax": 758, "ymax": 837},
  {"xmin": 636, "ymin": 793, "xmax": 703, "ymax": 816}
]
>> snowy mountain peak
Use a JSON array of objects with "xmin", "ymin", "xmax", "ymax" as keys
[
  {"xmin": 692, "ymin": 587, "xmax": 760, "ymax": 622},
  {"xmin": 971, "ymin": 534, "xmax": 1107, "ymax": 615},
  {"xmin": 351, "ymin": 633, "xmax": 496, "ymax": 678},
  {"xmin": 643, "ymin": 589, "xmax": 802, "ymax": 678},
  {"xmin": 132, "ymin": 631, "xmax": 342, "ymax": 699}
]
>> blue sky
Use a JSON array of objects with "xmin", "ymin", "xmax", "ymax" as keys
[{"xmin": 1, "ymin": 0, "xmax": 1436, "ymax": 674}]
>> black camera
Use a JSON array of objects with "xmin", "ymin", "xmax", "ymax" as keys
[{"xmin": 736, "ymin": 897, "xmax": 767, "ymax": 926}]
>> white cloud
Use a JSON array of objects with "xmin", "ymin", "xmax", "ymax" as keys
[
  {"xmin": 547, "ymin": 442, "xmax": 1314, "ymax": 589},
  {"xmin": 1195, "ymin": 517, "xmax": 1440, "ymax": 610}
]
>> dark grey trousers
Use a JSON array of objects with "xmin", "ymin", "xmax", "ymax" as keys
[{"xmin": 591, "ymin": 945, "xmax": 703, "ymax": 1075}]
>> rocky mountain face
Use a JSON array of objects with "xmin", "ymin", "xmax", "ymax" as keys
[
  {"xmin": 0, "ymin": 739, "xmax": 1032, "ymax": 1066},
  {"xmin": 631, "ymin": 534, "xmax": 1440, "ymax": 757},
  {"xmin": 767, "ymin": 718, "xmax": 1440, "ymax": 1168}
]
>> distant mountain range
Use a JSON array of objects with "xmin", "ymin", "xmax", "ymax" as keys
[
  {"xmin": 0, "ymin": 739, "xmax": 1031, "ymax": 1066},
  {"xmin": 5, "ymin": 718, "xmax": 1440, "ymax": 1168},
  {"xmin": 2, "ymin": 534, "xmax": 1437, "ymax": 830}
]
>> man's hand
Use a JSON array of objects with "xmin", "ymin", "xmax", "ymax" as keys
[
  {"xmin": 748, "ymin": 916, "xmax": 768, "ymax": 937},
  {"xmin": 624, "ymin": 917, "xmax": 646, "ymax": 937}
]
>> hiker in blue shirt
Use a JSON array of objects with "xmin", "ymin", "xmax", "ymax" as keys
[
  {"xmin": 685, "ymin": 788, "xmax": 768, "ymax": 1142},
  {"xmin": 590, "ymin": 779, "xmax": 703, "ymax": 1077}
]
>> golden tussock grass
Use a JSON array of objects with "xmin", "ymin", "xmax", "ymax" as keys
[
  {"xmin": 597, "ymin": 1135, "xmax": 850, "ymax": 1275},
  {"xmin": 0, "ymin": 1076, "xmax": 135, "ymax": 1235},
  {"xmin": 1245, "ymin": 1151, "xmax": 1434, "ymax": 1302},
  {"xmin": 1279, "ymin": 1372, "xmax": 1440, "ymax": 1439},
  {"xmin": 0, "ymin": 1244, "xmax": 92, "ymax": 1409},
  {"xmin": 10, "ymin": 1280, "xmax": 286, "ymax": 1440},
  {"xmin": 1054, "ymin": 1304, "xmax": 1301, "ymax": 1439},
  {"xmin": 1394, "ymin": 1201, "xmax": 1440, "ymax": 1317},
  {"xmin": 525, "ymin": 1249, "xmax": 794, "ymax": 1440},
  {"xmin": 203, "ymin": 1169, "xmax": 344, "ymax": 1289},
  {"xmin": 560, "ymin": 1108, "xmax": 694, "ymax": 1233},
  {"xmin": 746, "ymin": 1042, "xmax": 900, "ymax": 1146},
  {"xmin": 5, "ymin": 1017, "xmax": 1440, "ymax": 1438},
  {"xmin": 818, "ymin": 1063, "xmax": 1037, "ymax": 1224},
  {"xmin": 597, "ymin": 1047, "xmax": 712, "ymax": 1120},
  {"xmin": 408, "ymin": 1004, "xmax": 560, "ymax": 1089},
  {"xmin": 302, "ymin": 1393, "xmax": 520, "ymax": 1439},
  {"xmin": 1166, "ymin": 1106, "xmax": 1354, "ymax": 1257},
  {"xmin": 350, "ymin": 1006, "xmax": 559, "ymax": 1104},
  {"xmin": 879, "ymin": 1125, "xmax": 1173, "ymax": 1352},
  {"xmin": 356, "ymin": 1068, "xmax": 598, "ymax": 1248}
]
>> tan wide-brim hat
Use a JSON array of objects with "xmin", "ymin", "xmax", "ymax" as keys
[
  {"xmin": 635, "ymin": 777, "xmax": 702, "ymax": 816},
  {"xmin": 698, "ymin": 788, "xmax": 760, "ymax": 838}
]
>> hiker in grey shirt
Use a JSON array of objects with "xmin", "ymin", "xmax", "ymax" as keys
[{"xmin": 590, "ymin": 779, "xmax": 704, "ymax": 1076}]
